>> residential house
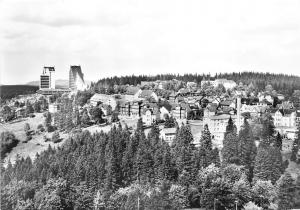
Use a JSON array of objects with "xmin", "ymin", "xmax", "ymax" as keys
[
  {"xmin": 160, "ymin": 106, "xmax": 170, "ymax": 121},
  {"xmin": 171, "ymin": 102, "xmax": 188, "ymax": 120},
  {"xmin": 201, "ymin": 79, "xmax": 237, "ymax": 90},
  {"xmin": 15, "ymin": 107, "xmax": 26, "ymax": 118},
  {"xmin": 168, "ymin": 92, "xmax": 177, "ymax": 103},
  {"xmin": 203, "ymin": 113, "xmax": 243, "ymax": 148},
  {"xmin": 160, "ymin": 127, "xmax": 177, "ymax": 145},
  {"xmin": 90, "ymin": 94, "xmax": 118, "ymax": 110},
  {"xmin": 124, "ymin": 86, "xmax": 142, "ymax": 101},
  {"xmin": 131, "ymin": 101, "xmax": 142, "ymax": 118},
  {"xmin": 273, "ymin": 109, "xmax": 296, "ymax": 127},
  {"xmin": 142, "ymin": 109, "xmax": 157, "ymax": 126},
  {"xmin": 119, "ymin": 101, "xmax": 130, "ymax": 116}
]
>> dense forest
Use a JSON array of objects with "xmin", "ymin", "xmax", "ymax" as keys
[
  {"xmin": 0, "ymin": 85, "xmax": 39, "ymax": 100},
  {"xmin": 92, "ymin": 72, "xmax": 300, "ymax": 96},
  {"xmin": 1, "ymin": 115, "xmax": 300, "ymax": 209}
]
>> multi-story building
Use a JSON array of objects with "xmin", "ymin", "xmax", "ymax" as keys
[
  {"xmin": 172, "ymin": 105, "xmax": 186, "ymax": 120},
  {"xmin": 203, "ymin": 97, "xmax": 243, "ymax": 148},
  {"xmin": 119, "ymin": 101, "xmax": 131, "ymax": 116},
  {"xmin": 40, "ymin": 66, "xmax": 55, "ymax": 89},
  {"xmin": 69, "ymin": 65, "xmax": 87, "ymax": 91},
  {"xmin": 142, "ymin": 109, "xmax": 157, "ymax": 126},
  {"xmin": 203, "ymin": 114, "xmax": 244, "ymax": 148},
  {"xmin": 131, "ymin": 101, "xmax": 142, "ymax": 117},
  {"xmin": 273, "ymin": 109, "xmax": 296, "ymax": 127},
  {"xmin": 201, "ymin": 79, "xmax": 236, "ymax": 90}
]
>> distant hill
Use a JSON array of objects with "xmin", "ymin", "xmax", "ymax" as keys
[
  {"xmin": 26, "ymin": 79, "xmax": 69, "ymax": 89},
  {"xmin": 0, "ymin": 85, "xmax": 39, "ymax": 100},
  {"xmin": 26, "ymin": 79, "xmax": 91, "ymax": 89}
]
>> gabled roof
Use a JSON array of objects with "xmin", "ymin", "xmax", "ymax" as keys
[
  {"xmin": 126, "ymin": 86, "xmax": 141, "ymax": 95},
  {"xmin": 282, "ymin": 109, "xmax": 296, "ymax": 116},
  {"xmin": 220, "ymin": 99, "xmax": 234, "ymax": 106}
]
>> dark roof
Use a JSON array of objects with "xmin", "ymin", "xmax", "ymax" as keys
[
  {"xmin": 140, "ymin": 90, "xmax": 154, "ymax": 98},
  {"xmin": 261, "ymin": 99, "xmax": 272, "ymax": 105},
  {"xmin": 282, "ymin": 109, "xmax": 296, "ymax": 115},
  {"xmin": 220, "ymin": 100, "xmax": 233, "ymax": 106}
]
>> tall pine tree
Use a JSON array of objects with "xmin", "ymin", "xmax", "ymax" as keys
[
  {"xmin": 238, "ymin": 118, "xmax": 257, "ymax": 181},
  {"xmin": 277, "ymin": 172, "xmax": 296, "ymax": 210},
  {"xmin": 222, "ymin": 117, "xmax": 239, "ymax": 165}
]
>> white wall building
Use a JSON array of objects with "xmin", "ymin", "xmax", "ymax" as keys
[
  {"xmin": 142, "ymin": 109, "xmax": 157, "ymax": 126},
  {"xmin": 273, "ymin": 109, "xmax": 296, "ymax": 128},
  {"xmin": 201, "ymin": 79, "xmax": 237, "ymax": 90},
  {"xmin": 160, "ymin": 127, "xmax": 177, "ymax": 145},
  {"xmin": 40, "ymin": 66, "xmax": 55, "ymax": 89}
]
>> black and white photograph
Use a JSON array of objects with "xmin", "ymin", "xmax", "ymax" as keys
[{"xmin": 1, "ymin": 0, "xmax": 300, "ymax": 209}]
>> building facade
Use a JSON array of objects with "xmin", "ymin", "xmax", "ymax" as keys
[
  {"xmin": 40, "ymin": 66, "xmax": 55, "ymax": 89},
  {"xmin": 69, "ymin": 65, "xmax": 87, "ymax": 91}
]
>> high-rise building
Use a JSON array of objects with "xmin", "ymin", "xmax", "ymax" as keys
[
  {"xmin": 69, "ymin": 65, "xmax": 87, "ymax": 91},
  {"xmin": 40, "ymin": 66, "xmax": 55, "ymax": 89}
]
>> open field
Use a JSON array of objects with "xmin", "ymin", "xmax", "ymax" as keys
[{"xmin": 1, "ymin": 113, "xmax": 68, "ymax": 165}]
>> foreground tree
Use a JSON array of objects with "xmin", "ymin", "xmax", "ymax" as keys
[
  {"xmin": 1, "ymin": 131, "xmax": 19, "ymax": 159},
  {"xmin": 238, "ymin": 119, "xmax": 257, "ymax": 181},
  {"xmin": 253, "ymin": 145, "xmax": 282, "ymax": 184},
  {"xmin": 277, "ymin": 172, "xmax": 296, "ymax": 210},
  {"xmin": 291, "ymin": 123, "xmax": 300, "ymax": 161},
  {"xmin": 222, "ymin": 117, "xmax": 239, "ymax": 165}
]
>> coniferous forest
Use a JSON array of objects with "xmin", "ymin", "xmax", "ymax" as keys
[
  {"xmin": 1, "ymin": 114, "xmax": 300, "ymax": 209},
  {"xmin": 92, "ymin": 72, "xmax": 300, "ymax": 96}
]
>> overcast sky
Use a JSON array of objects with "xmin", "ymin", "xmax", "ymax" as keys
[{"xmin": 1, "ymin": 0, "xmax": 300, "ymax": 85}]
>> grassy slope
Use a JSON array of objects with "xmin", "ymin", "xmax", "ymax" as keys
[{"xmin": 1, "ymin": 113, "xmax": 67, "ymax": 165}]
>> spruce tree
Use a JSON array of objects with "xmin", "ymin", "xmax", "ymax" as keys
[
  {"xmin": 291, "ymin": 123, "xmax": 300, "ymax": 161},
  {"xmin": 261, "ymin": 113, "xmax": 275, "ymax": 146},
  {"xmin": 44, "ymin": 112, "xmax": 52, "ymax": 132},
  {"xmin": 275, "ymin": 132, "xmax": 283, "ymax": 150},
  {"xmin": 197, "ymin": 124, "xmax": 217, "ymax": 168},
  {"xmin": 222, "ymin": 118, "xmax": 239, "ymax": 165},
  {"xmin": 253, "ymin": 145, "xmax": 282, "ymax": 184},
  {"xmin": 277, "ymin": 172, "xmax": 296, "ymax": 210},
  {"xmin": 238, "ymin": 118, "xmax": 257, "ymax": 181}
]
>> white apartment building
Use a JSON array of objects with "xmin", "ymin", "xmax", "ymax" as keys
[
  {"xmin": 273, "ymin": 109, "xmax": 296, "ymax": 127},
  {"xmin": 40, "ymin": 66, "xmax": 55, "ymax": 89},
  {"xmin": 201, "ymin": 79, "xmax": 237, "ymax": 90},
  {"xmin": 203, "ymin": 114, "xmax": 244, "ymax": 148}
]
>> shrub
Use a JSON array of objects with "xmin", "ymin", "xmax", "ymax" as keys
[
  {"xmin": 26, "ymin": 135, "xmax": 32, "ymax": 141},
  {"xmin": 43, "ymin": 135, "xmax": 50, "ymax": 142},
  {"xmin": 24, "ymin": 123, "xmax": 30, "ymax": 134},
  {"xmin": 1, "ymin": 131, "xmax": 19, "ymax": 159},
  {"xmin": 37, "ymin": 124, "xmax": 45, "ymax": 132},
  {"xmin": 52, "ymin": 131, "xmax": 61, "ymax": 143}
]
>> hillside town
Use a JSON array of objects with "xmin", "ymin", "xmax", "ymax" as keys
[
  {"xmin": 1, "ymin": 66, "xmax": 300, "ymax": 209},
  {"xmin": 2, "ymin": 67, "xmax": 300, "ymax": 154}
]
